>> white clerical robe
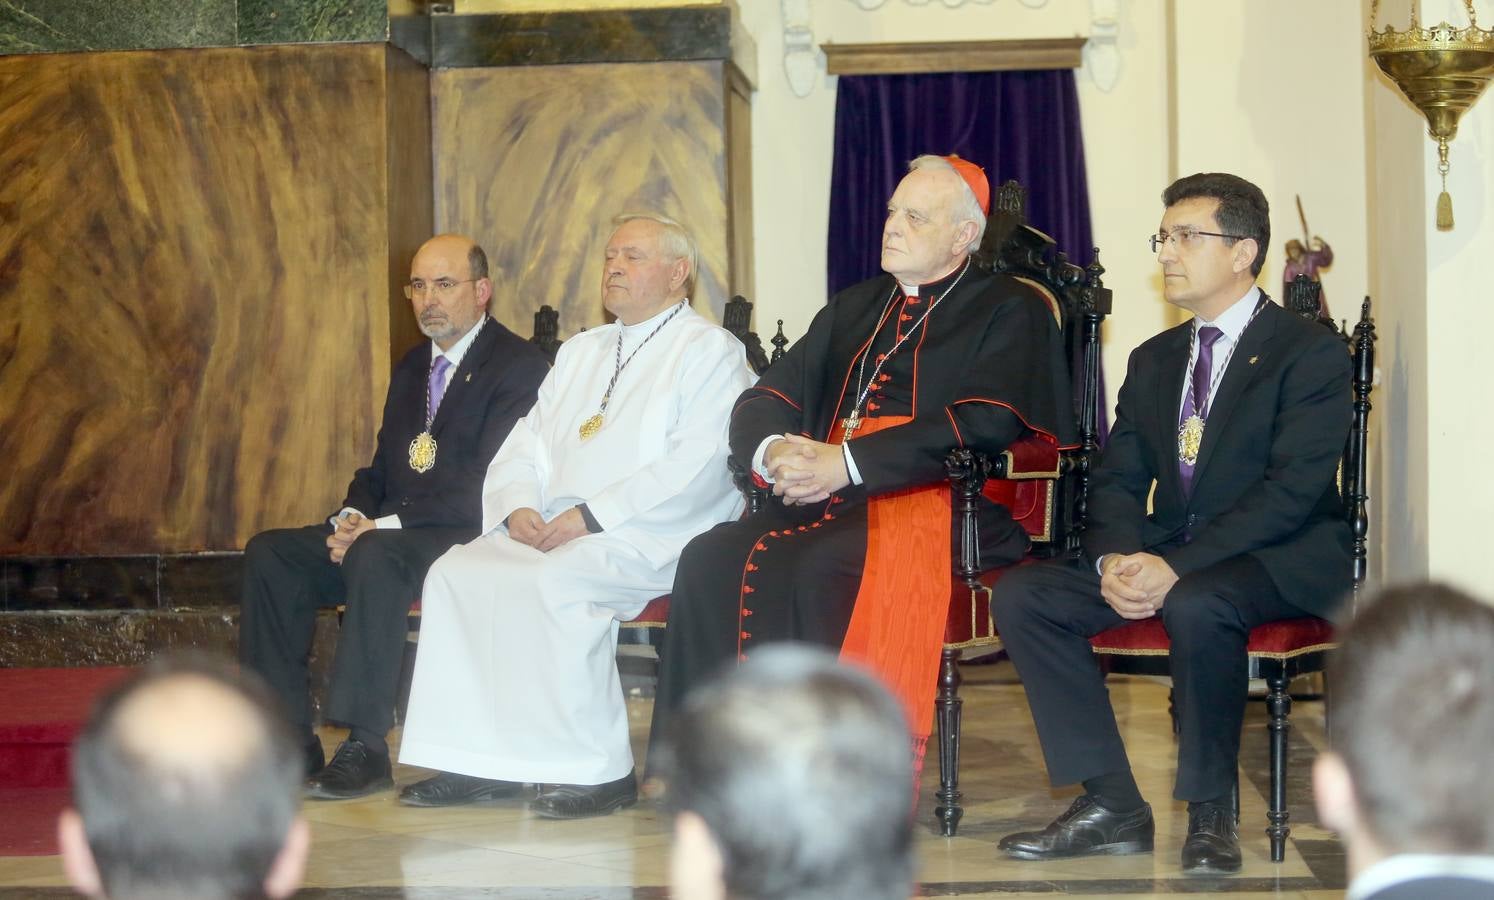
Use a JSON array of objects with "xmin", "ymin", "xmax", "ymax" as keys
[{"xmin": 399, "ymin": 303, "xmax": 752, "ymax": 784}]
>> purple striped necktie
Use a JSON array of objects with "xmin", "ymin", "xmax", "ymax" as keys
[
  {"xmin": 428, "ymin": 355, "xmax": 452, "ymax": 422},
  {"xmin": 1178, "ymin": 325, "xmax": 1223, "ymax": 494}
]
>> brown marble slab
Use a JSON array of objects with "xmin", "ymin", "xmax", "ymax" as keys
[
  {"xmin": 432, "ymin": 60, "xmax": 734, "ymax": 335},
  {"xmin": 0, "ymin": 44, "xmax": 425, "ymax": 555}
]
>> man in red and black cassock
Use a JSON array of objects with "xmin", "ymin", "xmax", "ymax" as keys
[{"xmin": 650, "ymin": 154, "xmax": 1076, "ymax": 769}]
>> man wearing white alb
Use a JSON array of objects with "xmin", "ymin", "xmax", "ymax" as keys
[{"xmin": 397, "ymin": 213, "xmax": 753, "ymax": 819}]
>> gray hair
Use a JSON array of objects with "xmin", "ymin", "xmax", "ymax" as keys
[
  {"xmin": 908, "ymin": 154, "xmax": 988, "ymax": 251},
  {"xmin": 72, "ymin": 654, "xmax": 302, "ymax": 900},
  {"xmin": 655, "ymin": 644, "xmax": 915, "ymax": 900},
  {"xmin": 612, "ymin": 212, "xmax": 699, "ymax": 298}
]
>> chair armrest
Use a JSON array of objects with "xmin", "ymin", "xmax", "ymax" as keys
[
  {"xmin": 728, "ymin": 455, "xmax": 768, "ymax": 515},
  {"xmin": 946, "ymin": 448, "xmax": 993, "ymax": 589}
]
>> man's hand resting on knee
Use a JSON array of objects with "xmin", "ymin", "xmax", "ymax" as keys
[
  {"xmin": 767, "ymin": 435, "xmax": 850, "ymax": 506},
  {"xmin": 327, "ymin": 512, "xmax": 375, "ymax": 565},
  {"xmin": 508, "ymin": 507, "xmax": 590, "ymax": 553},
  {"xmin": 1100, "ymin": 552, "xmax": 1179, "ymax": 619},
  {"xmin": 507, "ymin": 508, "xmax": 548, "ymax": 548}
]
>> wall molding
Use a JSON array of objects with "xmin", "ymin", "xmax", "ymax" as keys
[{"xmin": 822, "ymin": 37, "xmax": 1084, "ymax": 76}]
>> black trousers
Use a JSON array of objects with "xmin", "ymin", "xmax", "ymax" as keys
[
  {"xmin": 991, "ymin": 553, "xmax": 1306, "ymax": 802},
  {"xmin": 649, "ymin": 500, "xmax": 868, "ymax": 761},
  {"xmin": 238, "ymin": 524, "xmax": 468, "ymax": 738}
]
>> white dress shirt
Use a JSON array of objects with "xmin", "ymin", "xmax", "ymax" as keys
[{"xmin": 1175, "ymin": 285, "xmax": 1263, "ymax": 419}]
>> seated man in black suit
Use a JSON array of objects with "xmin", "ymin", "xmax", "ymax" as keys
[
  {"xmin": 992, "ymin": 173, "xmax": 1353, "ymax": 873},
  {"xmin": 238, "ymin": 233, "xmax": 549, "ymax": 799},
  {"xmin": 1315, "ymin": 583, "xmax": 1494, "ymax": 900}
]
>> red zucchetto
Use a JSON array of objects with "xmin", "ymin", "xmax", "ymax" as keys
[{"xmin": 944, "ymin": 154, "xmax": 990, "ymax": 216}]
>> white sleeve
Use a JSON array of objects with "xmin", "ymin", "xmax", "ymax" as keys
[
  {"xmin": 752, "ymin": 434, "xmax": 784, "ymax": 483},
  {"xmin": 841, "ymin": 443, "xmax": 864, "ymax": 486}
]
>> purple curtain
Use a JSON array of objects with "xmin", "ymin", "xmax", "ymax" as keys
[
  {"xmin": 828, "ymin": 69, "xmax": 1105, "ymax": 438},
  {"xmin": 829, "ymin": 69, "xmax": 1094, "ymax": 292}
]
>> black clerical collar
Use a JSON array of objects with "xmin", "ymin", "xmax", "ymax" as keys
[{"xmin": 898, "ymin": 259, "xmax": 972, "ymax": 298}]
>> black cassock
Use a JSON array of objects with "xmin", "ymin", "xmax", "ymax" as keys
[{"xmin": 650, "ymin": 261, "xmax": 1076, "ymax": 749}]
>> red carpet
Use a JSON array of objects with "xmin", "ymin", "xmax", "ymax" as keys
[{"xmin": 0, "ymin": 667, "xmax": 134, "ymax": 856}]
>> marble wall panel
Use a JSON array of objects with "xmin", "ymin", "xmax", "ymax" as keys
[
  {"xmin": 237, "ymin": 0, "xmax": 388, "ymax": 46},
  {"xmin": 0, "ymin": 0, "xmax": 234, "ymax": 55},
  {"xmin": 0, "ymin": 44, "xmax": 410, "ymax": 555},
  {"xmin": 0, "ymin": 0, "xmax": 393, "ymax": 55},
  {"xmin": 384, "ymin": 46, "xmax": 436, "ymax": 364},
  {"xmin": 432, "ymin": 60, "xmax": 733, "ymax": 336}
]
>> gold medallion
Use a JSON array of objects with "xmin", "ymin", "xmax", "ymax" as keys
[
  {"xmin": 579, "ymin": 413, "xmax": 603, "ymax": 441},
  {"xmin": 1177, "ymin": 414, "xmax": 1204, "ymax": 465},
  {"xmin": 409, "ymin": 431, "xmax": 438, "ymax": 473}
]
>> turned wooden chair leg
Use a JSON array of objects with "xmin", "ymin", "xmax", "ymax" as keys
[
  {"xmin": 934, "ymin": 647, "xmax": 964, "ymax": 836},
  {"xmin": 1265, "ymin": 672, "xmax": 1292, "ymax": 862}
]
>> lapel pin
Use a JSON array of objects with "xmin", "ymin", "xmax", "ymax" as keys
[
  {"xmin": 1248, "ymin": 356, "xmax": 1259, "ymax": 365},
  {"xmin": 465, "ymin": 373, "xmax": 472, "ymax": 382}
]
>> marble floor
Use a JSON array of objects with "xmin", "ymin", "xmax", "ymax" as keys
[{"xmin": 0, "ymin": 659, "xmax": 1344, "ymax": 899}]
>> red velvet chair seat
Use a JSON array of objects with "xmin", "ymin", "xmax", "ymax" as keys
[
  {"xmin": 1089, "ymin": 616, "xmax": 1336, "ymax": 660},
  {"xmin": 627, "ymin": 594, "xmax": 671, "ymax": 628}
]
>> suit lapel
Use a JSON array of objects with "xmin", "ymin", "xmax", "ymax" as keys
[
  {"xmin": 1153, "ymin": 324, "xmax": 1192, "ymax": 503},
  {"xmin": 431, "ymin": 319, "xmax": 497, "ymax": 437},
  {"xmin": 1190, "ymin": 301, "xmax": 1279, "ymax": 484}
]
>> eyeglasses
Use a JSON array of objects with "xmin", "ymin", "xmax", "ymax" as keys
[
  {"xmin": 404, "ymin": 278, "xmax": 476, "ymax": 299},
  {"xmin": 1149, "ymin": 228, "xmax": 1249, "ymax": 253}
]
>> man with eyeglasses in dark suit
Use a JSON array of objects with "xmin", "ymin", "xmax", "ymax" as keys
[
  {"xmin": 992, "ymin": 173, "xmax": 1353, "ymax": 875},
  {"xmin": 239, "ymin": 233, "xmax": 549, "ymax": 800}
]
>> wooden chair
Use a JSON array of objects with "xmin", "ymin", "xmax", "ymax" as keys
[
  {"xmin": 934, "ymin": 181, "xmax": 1111, "ymax": 835},
  {"xmin": 1086, "ymin": 283, "xmax": 1376, "ymax": 862},
  {"xmin": 624, "ymin": 182, "xmax": 1112, "ymax": 840}
]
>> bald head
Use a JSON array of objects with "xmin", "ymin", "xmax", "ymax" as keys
[
  {"xmin": 63, "ymin": 656, "xmax": 306, "ymax": 900},
  {"xmin": 109, "ymin": 673, "xmax": 272, "ymax": 784},
  {"xmin": 409, "ymin": 233, "xmax": 492, "ymax": 350}
]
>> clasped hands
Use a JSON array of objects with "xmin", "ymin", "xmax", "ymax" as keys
[
  {"xmin": 765, "ymin": 435, "xmax": 850, "ymax": 506},
  {"xmin": 507, "ymin": 507, "xmax": 589, "ymax": 553},
  {"xmin": 327, "ymin": 512, "xmax": 375, "ymax": 564},
  {"xmin": 1100, "ymin": 552, "xmax": 1179, "ymax": 620}
]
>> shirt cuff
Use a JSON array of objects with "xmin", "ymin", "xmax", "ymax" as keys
[
  {"xmin": 1095, "ymin": 553, "xmax": 1111, "ymax": 576},
  {"xmin": 577, "ymin": 503, "xmax": 603, "ymax": 534},
  {"xmin": 374, "ymin": 514, "xmax": 401, "ymax": 529},
  {"xmin": 752, "ymin": 434, "xmax": 786, "ymax": 483},
  {"xmin": 841, "ymin": 442, "xmax": 863, "ymax": 486}
]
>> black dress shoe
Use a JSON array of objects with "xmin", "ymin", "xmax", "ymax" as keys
[
  {"xmin": 1181, "ymin": 803, "xmax": 1242, "ymax": 874},
  {"xmin": 399, "ymin": 772, "xmax": 526, "ymax": 807},
  {"xmin": 304, "ymin": 739, "xmax": 393, "ymax": 800},
  {"xmin": 304, "ymin": 738, "xmax": 326, "ymax": 778},
  {"xmin": 999, "ymin": 795, "xmax": 1155, "ymax": 860},
  {"xmin": 529, "ymin": 770, "xmax": 638, "ymax": 819}
]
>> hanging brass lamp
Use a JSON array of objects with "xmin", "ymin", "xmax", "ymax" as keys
[{"xmin": 1368, "ymin": 0, "xmax": 1494, "ymax": 230}]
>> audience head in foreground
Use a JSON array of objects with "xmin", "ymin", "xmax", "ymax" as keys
[
  {"xmin": 1314, "ymin": 583, "xmax": 1494, "ymax": 899},
  {"xmin": 656, "ymin": 644, "xmax": 915, "ymax": 900},
  {"xmin": 59, "ymin": 655, "xmax": 308, "ymax": 900}
]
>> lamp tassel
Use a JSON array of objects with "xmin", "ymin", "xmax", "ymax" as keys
[{"xmin": 1436, "ymin": 139, "xmax": 1454, "ymax": 230}]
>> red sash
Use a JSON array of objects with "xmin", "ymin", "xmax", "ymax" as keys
[{"xmin": 831, "ymin": 416, "xmax": 951, "ymax": 777}]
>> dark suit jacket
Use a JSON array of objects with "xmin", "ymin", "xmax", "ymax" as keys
[
  {"xmin": 339, "ymin": 317, "xmax": 549, "ymax": 535},
  {"xmin": 1083, "ymin": 297, "xmax": 1353, "ymax": 618}
]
